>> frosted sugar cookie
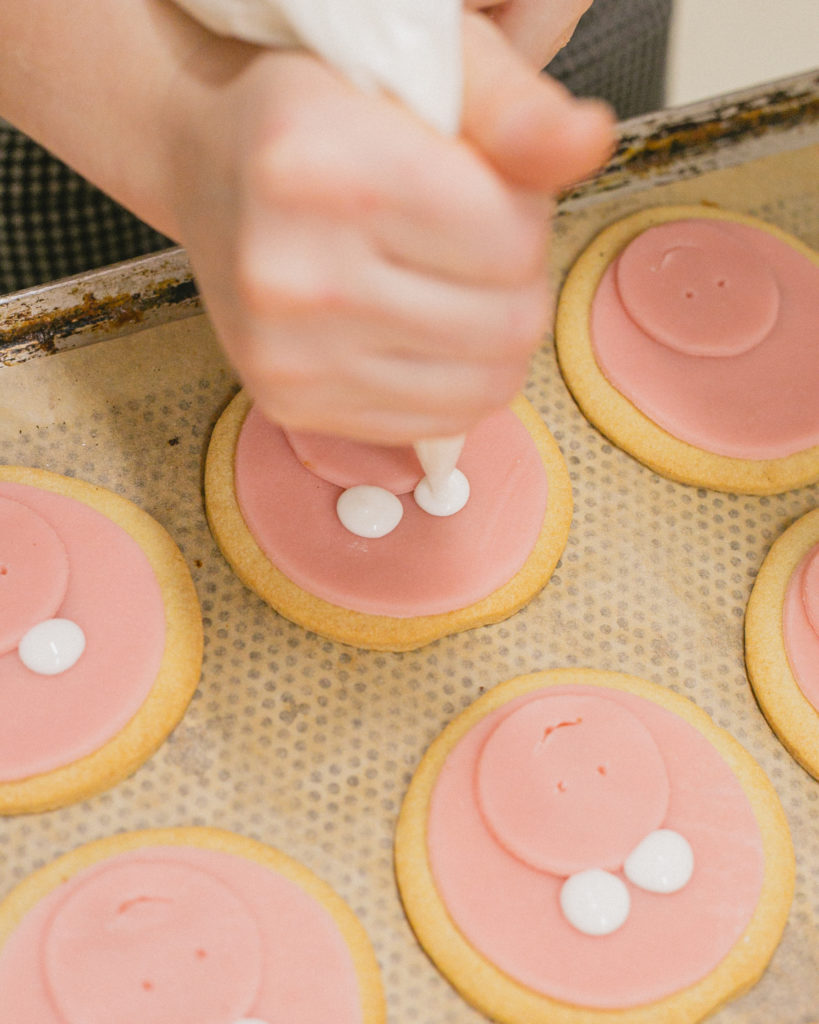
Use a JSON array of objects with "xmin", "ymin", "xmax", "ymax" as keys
[
  {"xmin": 395, "ymin": 668, "xmax": 794, "ymax": 1023},
  {"xmin": 0, "ymin": 826, "xmax": 385, "ymax": 1024},
  {"xmin": 0, "ymin": 466, "xmax": 202, "ymax": 815},
  {"xmin": 555, "ymin": 205, "xmax": 819, "ymax": 494},
  {"xmin": 746, "ymin": 507, "xmax": 819, "ymax": 780},
  {"xmin": 205, "ymin": 391, "xmax": 572, "ymax": 651}
]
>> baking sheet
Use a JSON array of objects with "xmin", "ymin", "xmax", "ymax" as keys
[{"xmin": 1, "ymin": 92, "xmax": 818, "ymax": 1022}]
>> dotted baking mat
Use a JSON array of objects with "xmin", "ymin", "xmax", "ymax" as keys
[{"xmin": 0, "ymin": 143, "xmax": 817, "ymax": 1023}]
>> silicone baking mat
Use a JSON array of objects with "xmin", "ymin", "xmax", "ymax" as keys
[{"xmin": 0, "ymin": 134, "xmax": 817, "ymax": 1023}]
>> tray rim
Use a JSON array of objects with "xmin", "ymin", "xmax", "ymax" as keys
[{"xmin": 0, "ymin": 68, "xmax": 816, "ymax": 365}]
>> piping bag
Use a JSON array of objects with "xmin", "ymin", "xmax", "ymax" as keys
[{"xmin": 175, "ymin": 0, "xmax": 468, "ymax": 505}]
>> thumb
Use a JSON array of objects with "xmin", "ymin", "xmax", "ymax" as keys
[{"xmin": 460, "ymin": 12, "xmax": 615, "ymax": 191}]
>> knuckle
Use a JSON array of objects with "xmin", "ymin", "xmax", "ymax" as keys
[
  {"xmin": 252, "ymin": 124, "xmax": 316, "ymax": 206},
  {"xmin": 235, "ymin": 247, "xmax": 347, "ymax": 319},
  {"xmin": 254, "ymin": 123, "xmax": 378, "ymax": 218}
]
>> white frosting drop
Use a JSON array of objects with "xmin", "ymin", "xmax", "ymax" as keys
[
  {"xmin": 336, "ymin": 485, "xmax": 404, "ymax": 538},
  {"xmin": 413, "ymin": 468, "xmax": 470, "ymax": 517},
  {"xmin": 18, "ymin": 618, "xmax": 86, "ymax": 675},
  {"xmin": 233, "ymin": 1019, "xmax": 272, "ymax": 1024},
  {"xmin": 624, "ymin": 828, "xmax": 694, "ymax": 894},
  {"xmin": 559, "ymin": 869, "xmax": 630, "ymax": 936}
]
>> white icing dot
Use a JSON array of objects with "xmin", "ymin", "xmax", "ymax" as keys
[
  {"xmin": 624, "ymin": 828, "xmax": 694, "ymax": 894},
  {"xmin": 18, "ymin": 618, "xmax": 86, "ymax": 675},
  {"xmin": 232, "ymin": 1019, "xmax": 272, "ymax": 1024},
  {"xmin": 336, "ymin": 485, "xmax": 403, "ymax": 538},
  {"xmin": 413, "ymin": 468, "xmax": 470, "ymax": 517},
  {"xmin": 559, "ymin": 869, "xmax": 630, "ymax": 936}
]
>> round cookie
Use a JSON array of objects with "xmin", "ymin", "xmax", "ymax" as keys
[
  {"xmin": 745, "ymin": 507, "xmax": 819, "ymax": 780},
  {"xmin": 0, "ymin": 826, "xmax": 386, "ymax": 1024},
  {"xmin": 555, "ymin": 204, "xmax": 819, "ymax": 494},
  {"xmin": 0, "ymin": 466, "xmax": 202, "ymax": 815},
  {"xmin": 395, "ymin": 668, "xmax": 794, "ymax": 1023},
  {"xmin": 205, "ymin": 391, "xmax": 572, "ymax": 651}
]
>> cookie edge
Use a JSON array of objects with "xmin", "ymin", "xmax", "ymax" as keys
[
  {"xmin": 394, "ymin": 667, "xmax": 795, "ymax": 1024},
  {"xmin": 204, "ymin": 392, "xmax": 572, "ymax": 651},
  {"xmin": 0, "ymin": 825, "xmax": 386, "ymax": 1024},
  {"xmin": 745, "ymin": 506, "xmax": 819, "ymax": 780},
  {"xmin": 554, "ymin": 203, "xmax": 819, "ymax": 495},
  {"xmin": 0, "ymin": 466, "xmax": 203, "ymax": 815}
]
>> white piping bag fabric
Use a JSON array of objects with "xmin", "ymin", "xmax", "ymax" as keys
[{"xmin": 172, "ymin": 0, "xmax": 462, "ymax": 134}]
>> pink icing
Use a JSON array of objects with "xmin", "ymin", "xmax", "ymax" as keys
[
  {"xmin": 803, "ymin": 547, "xmax": 819, "ymax": 636},
  {"xmin": 476, "ymin": 695, "xmax": 670, "ymax": 875},
  {"xmin": 0, "ymin": 496, "xmax": 69, "ymax": 656},
  {"xmin": 0, "ymin": 845, "xmax": 364, "ymax": 1024},
  {"xmin": 591, "ymin": 219, "xmax": 819, "ymax": 459},
  {"xmin": 428, "ymin": 685, "xmax": 764, "ymax": 1008},
  {"xmin": 235, "ymin": 406, "xmax": 548, "ymax": 617},
  {"xmin": 283, "ymin": 428, "xmax": 423, "ymax": 494},
  {"xmin": 44, "ymin": 860, "xmax": 263, "ymax": 1024},
  {"xmin": 783, "ymin": 543, "xmax": 819, "ymax": 712},
  {"xmin": 616, "ymin": 220, "xmax": 780, "ymax": 357},
  {"xmin": 0, "ymin": 482, "xmax": 166, "ymax": 781}
]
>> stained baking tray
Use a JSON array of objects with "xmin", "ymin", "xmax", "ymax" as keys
[
  {"xmin": 0, "ymin": 70, "xmax": 818, "ymax": 1024},
  {"xmin": 1, "ymin": 69, "xmax": 817, "ymax": 365}
]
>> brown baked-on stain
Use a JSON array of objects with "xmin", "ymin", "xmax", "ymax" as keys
[
  {"xmin": 618, "ymin": 90, "xmax": 819, "ymax": 173},
  {"xmin": 560, "ymin": 81, "xmax": 819, "ymax": 203},
  {"xmin": 0, "ymin": 278, "xmax": 199, "ymax": 364}
]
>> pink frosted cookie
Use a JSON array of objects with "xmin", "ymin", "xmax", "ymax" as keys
[
  {"xmin": 204, "ymin": 392, "xmax": 572, "ymax": 651},
  {"xmin": 555, "ymin": 205, "xmax": 819, "ymax": 494},
  {"xmin": 395, "ymin": 668, "xmax": 794, "ymax": 1023},
  {"xmin": 746, "ymin": 507, "xmax": 819, "ymax": 779},
  {"xmin": 0, "ymin": 827, "xmax": 385, "ymax": 1024},
  {"xmin": 0, "ymin": 466, "xmax": 202, "ymax": 815}
]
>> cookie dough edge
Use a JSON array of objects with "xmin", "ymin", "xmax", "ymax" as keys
[
  {"xmin": 745, "ymin": 507, "xmax": 819, "ymax": 780},
  {"xmin": 554, "ymin": 203, "xmax": 819, "ymax": 495},
  {"xmin": 204, "ymin": 391, "xmax": 572, "ymax": 652},
  {"xmin": 0, "ymin": 466, "xmax": 203, "ymax": 815},
  {"xmin": 0, "ymin": 825, "xmax": 387, "ymax": 1023},
  {"xmin": 394, "ymin": 667, "xmax": 794, "ymax": 1024}
]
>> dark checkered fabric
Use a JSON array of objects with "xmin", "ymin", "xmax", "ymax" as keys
[
  {"xmin": 546, "ymin": 0, "xmax": 673, "ymax": 119},
  {"xmin": 0, "ymin": 127, "xmax": 172, "ymax": 295},
  {"xmin": 0, "ymin": 0, "xmax": 672, "ymax": 295}
]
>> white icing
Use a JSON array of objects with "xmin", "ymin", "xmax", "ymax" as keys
[
  {"xmin": 624, "ymin": 829, "xmax": 694, "ymax": 894},
  {"xmin": 414, "ymin": 435, "xmax": 465, "ymax": 489},
  {"xmin": 559, "ymin": 869, "xmax": 630, "ymax": 936},
  {"xmin": 233, "ymin": 1019, "xmax": 272, "ymax": 1024},
  {"xmin": 414, "ymin": 468, "xmax": 470, "ymax": 517},
  {"xmin": 18, "ymin": 618, "xmax": 86, "ymax": 676},
  {"xmin": 336, "ymin": 485, "xmax": 404, "ymax": 538}
]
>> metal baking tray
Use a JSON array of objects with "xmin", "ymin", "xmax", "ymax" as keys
[
  {"xmin": 1, "ymin": 69, "xmax": 818, "ymax": 1024},
  {"xmin": 1, "ymin": 69, "xmax": 817, "ymax": 363}
]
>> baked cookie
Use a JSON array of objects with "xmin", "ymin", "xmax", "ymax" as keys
[
  {"xmin": 555, "ymin": 204, "xmax": 819, "ymax": 494},
  {"xmin": 205, "ymin": 392, "xmax": 572, "ymax": 651},
  {"xmin": 395, "ymin": 668, "xmax": 794, "ymax": 1023},
  {"xmin": 0, "ymin": 826, "xmax": 385, "ymax": 1024},
  {"xmin": 0, "ymin": 466, "xmax": 202, "ymax": 815},
  {"xmin": 745, "ymin": 507, "xmax": 819, "ymax": 780}
]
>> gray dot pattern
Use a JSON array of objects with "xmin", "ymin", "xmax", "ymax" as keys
[{"xmin": 0, "ymin": 149, "xmax": 817, "ymax": 1022}]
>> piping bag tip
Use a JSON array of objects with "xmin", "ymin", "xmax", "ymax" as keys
[{"xmin": 414, "ymin": 434, "xmax": 466, "ymax": 497}]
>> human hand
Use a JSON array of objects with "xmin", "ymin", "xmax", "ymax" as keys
[
  {"xmin": 466, "ymin": 0, "xmax": 594, "ymax": 67},
  {"xmin": 168, "ymin": 9, "xmax": 612, "ymax": 444}
]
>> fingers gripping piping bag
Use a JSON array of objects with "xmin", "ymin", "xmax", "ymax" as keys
[
  {"xmin": 196, "ymin": 0, "xmax": 573, "ymax": 650},
  {"xmin": 174, "ymin": 0, "xmax": 467, "ymax": 500}
]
